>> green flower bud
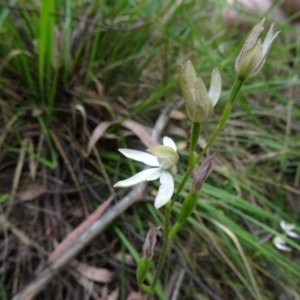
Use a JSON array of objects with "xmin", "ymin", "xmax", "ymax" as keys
[
  {"xmin": 235, "ymin": 19, "xmax": 280, "ymax": 79},
  {"xmin": 141, "ymin": 224, "xmax": 160, "ymax": 260},
  {"xmin": 192, "ymin": 153, "xmax": 216, "ymax": 195},
  {"xmin": 180, "ymin": 61, "xmax": 221, "ymax": 123},
  {"xmin": 136, "ymin": 224, "xmax": 160, "ymax": 291}
]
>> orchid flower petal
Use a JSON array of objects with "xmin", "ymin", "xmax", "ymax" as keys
[
  {"xmin": 114, "ymin": 168, "xmax": 161, "ymax": 187},
  {"xmin": 154, "ymin": 171, "xmax": 174, "ymax": 209},
  {"xmin": 262, "ymin": 23, "xmax": 273, "ymax": 54},
  {"xmin": 280, "ymin": 220, "xmax": 287, "ymax": 231},
  {"xmin": 262, "ymin": 23, "xmax": 279, "ymax": 55},
  {"xmin": 275, "ymin": 242, "xmax": 291, "ymax": 252},
  {"xmin": 185, "ymin": 60, "xmax": 197, "ymax": 89},
  {"xmin": 273, "ymin": 236, "xmax": 291, "ymax": 252},
  {"xmin": 162, "ymin": 136, "xmax": 177, "ymax": 151},
  {"xmin": 286, "ymin": 231, "xmax": 300, "ymax": 239},
  {"xmin": 119, "ymin": 149, "xmax": 159, "ymax": 167},
  {"xmin": 280, "ymin": 220, "xmax": 296, "ymax": 232},
  {"xmin": 208, "ymin": 68, "xmax": 222, "ymax": 106},
  {"xmin": 239, "ymin": 18, "xmax": 265, "ymax": 56}
]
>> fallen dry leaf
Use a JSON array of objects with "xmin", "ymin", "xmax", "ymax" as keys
[
  {"xmin": 168, "ymin": 109, "xmax": 186, "ymax": 120},
  {"xmin": 87, "ymin": 121, "xmax": 117, "ymax": 155},
  {"xmin": 48, "ymin": 196, "xmax": 114, "ymax": 262},
  {"xmin": 70, "ymin": 259, "xmax": 114, "ymax": 283},
  {"xmin": 167, "ymin": 125, "xmax": 188, "ymax": 138},
  {"xmin": 122, "ymin": 120, "xmax": 159, "ymax": 148},
  {"xmin": 16, "ymin": 182, "xmax": 47, "ymax": 201}
]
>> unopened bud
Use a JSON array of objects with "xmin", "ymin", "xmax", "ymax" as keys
[
  {"xmin": 142, "ymin": 224, "xmax": 160, "ymax": 260},
  {"xmin": 180, "ymin": 61, "xmax": 221, "ymax": 123},
  {"xmin": 192, "ymin": 153, "xmax": 216, "ymax": 194},
  {"xmin": 235, "ymin": 19, "xmax": 280, "ymax": 79},
  {"xmin": 136, "ymin": 225, "xmax": 160, "ymax": 290}
]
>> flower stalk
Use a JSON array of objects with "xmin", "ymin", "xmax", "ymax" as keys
[
  {"xmin": 189, "ymin": 122, "xmax": 201, "ymax": 166},
  {"xmin": 114, "ymin": 19, "xmax": 280, "ymax": 299}
]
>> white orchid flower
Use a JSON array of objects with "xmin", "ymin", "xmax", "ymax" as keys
[
  {"xmin": 235, "ymin": 18, "xmax": 280, "ymax": 79},
  {"xmin": 280, "ymin": 221, "xmax": 300, "ymax": 239},
  {"xmin": 273, "ymin": 235, "xmax": 291, "ymax": 252},
  {"xmin": 114, "ymin": 137, "xmax": 179, "ymax": 209}
]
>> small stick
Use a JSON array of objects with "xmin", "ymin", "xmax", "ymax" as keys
[{"xmin": 12, "ymin": 106, "xmax": 172, "ymax": 300}]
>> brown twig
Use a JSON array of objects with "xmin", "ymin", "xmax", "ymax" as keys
[{"xmin": 12, "ymin": 105, "xmax": 171, "ymax": 300}]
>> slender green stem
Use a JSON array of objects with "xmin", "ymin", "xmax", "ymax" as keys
[
  {"xmin": 146, "ymin": 77, "xmax": 244, "ymax": 298},
  {"xmin": 189, "ymin": 122, "xmax": 201, "ymax": 165},
  {"xmin": 170, "ymin": 165, "xmax": 193, "ymax": 207},
  {"xmin": 229, "ymin": 77, "xmax": 244, "ymax": 105},
  {"xmin": 146, "ymin": 203, "xmax": 172, "ymax": 300},
  {"xmin": 172, "ymin": 77, "xmax": 244, "ymax": 205}
]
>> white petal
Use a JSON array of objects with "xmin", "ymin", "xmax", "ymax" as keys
[
  {"xmin": 147, "ymin": 168, "xmax": 163, "ymax": 180},
  {"xmin": 114, "ymin": 168, "xmax": 161, "ymax": 187},
  {"xmin": 235, "ymin": 18, "xmax": 265, "ymax": 70},
  {"xmin": 273, "ymin": 236, "xmax": 291, "ymax": 252},
  {"xmin": 286, "ymin": 231, "xmax": 300, "ymax": 239},
  {"xmin": 280, "ymin": 220, "xmax": 288, "ymax": 231},
  {"xmin": 154, "ymin": 171, "xmax": 174, "ymax": 209},
  {"xmin": 162, "ymin": 136, "xmax": 177, "ymax": 151},
  {"xmin": 280, "ymin": 221, "xmax": 295, "ymax": 232},
  {"xmin": 262, "ymin": 23, "xmax": 274, "ymax": 54},
  {"xmin": 262, "ymin": 23, "xmax": 280, "ymax": 55},
  {"xmin": 275, "ymin": 243, "xmax": 292, "ymax": 252},
  {"xmin": 119, "ymin": 149, "xmax": 159, "ymax": 167},
  {"xmin": 208, "ymin": 68, "xmax": 222, "ymax": 106},
  {"xmin": 244, "ymin": 18, "xmax": 265, "ymax": 50},
  {"xmin": 275, "ymin": 242, "xmax": 291, "ymax": 252}
]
